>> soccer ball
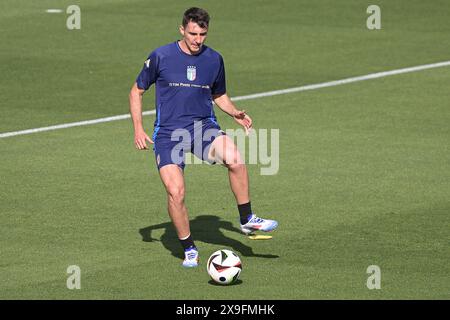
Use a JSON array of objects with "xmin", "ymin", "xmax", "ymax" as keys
[{"xmin": 207, "ymin": 249, "xmax": 242, "ymax": 285}]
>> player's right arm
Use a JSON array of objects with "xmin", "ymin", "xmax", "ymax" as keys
[
  {"xmin": 129, "ymin": 51, "xmax": 159, "ymax": 150},
  {"xmin": 129, "ymin": 82, "xmax": 153, "ymax": 150}
]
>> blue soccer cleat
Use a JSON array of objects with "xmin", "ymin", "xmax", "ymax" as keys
[
  {"xmin": 240, "ymin": 214, "xmax": 278, "ymax": 235},
  {"xmin": 182, "ymin": 247, "xmax": 199, "ymax": 268}
]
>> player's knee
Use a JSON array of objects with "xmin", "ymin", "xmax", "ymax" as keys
[
  {"xmin": 167, "ymin": 185, "xmax": 185, "ymax": 204},
  {"xmin": 223, "ymin": 148, "xmax": 243, "ymax": 167}
]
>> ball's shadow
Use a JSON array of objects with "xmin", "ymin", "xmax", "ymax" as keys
[
  {"xmin": 208, "ymin": 279, "xmax": 243, "ymax": 286},
  {"xmin": 139, "ymin": 214, "xmax": 279, "ymax": 260}
]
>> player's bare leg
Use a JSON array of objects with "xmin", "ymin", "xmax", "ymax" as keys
[
  {"xmin": 209, "ymin": 135, "xmax": 249, "ymax": 204},
  {"xmin": 159, "ymin": 164, "xmax": 198, "ymax": 267},
  {"xmin": 159, "ymin": 164, "xmax": 190, "ymax": 238},
  {"xmin": 209, "ymin": 135, "xmax": 278, "ymax": 234}
]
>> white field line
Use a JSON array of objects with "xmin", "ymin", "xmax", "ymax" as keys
[
  {"xmin": 45, "ymin": 9, "xmax": 63, "ymax": 13},
  {"xmin": 1, "ymin": 60, "xmax": 449, "ymax": 139}
]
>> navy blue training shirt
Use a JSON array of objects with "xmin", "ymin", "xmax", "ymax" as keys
[{"xmin": 136, "ymin": 41, "xmax": 226, "ymax": 138}]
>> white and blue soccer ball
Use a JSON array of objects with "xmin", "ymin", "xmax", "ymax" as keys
[{"xmin": 207, "ymin": 249, "xmax": 242, "ymax": 285}]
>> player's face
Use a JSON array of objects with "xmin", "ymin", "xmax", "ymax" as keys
[{"xmin": 179, "ymin": 21, "xmax": 208, "ymax": 55}]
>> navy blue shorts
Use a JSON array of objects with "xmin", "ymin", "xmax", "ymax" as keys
[{"xmin": 153, "ymin": 120, "xmax": 226, "ymax": 170}]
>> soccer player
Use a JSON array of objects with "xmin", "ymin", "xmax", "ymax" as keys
[{"xmin": 129, "ymin": 7, "xmax": 278, "ymax": 267}]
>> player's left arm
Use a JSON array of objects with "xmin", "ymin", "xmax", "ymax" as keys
[{"xmin": 213, "ymin": 93, "xmax": 252, "ymax": 134}]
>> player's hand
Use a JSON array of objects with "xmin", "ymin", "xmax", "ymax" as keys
[
  {"xmin": 134, "ymin": 129, "xmax": 153, "ymax": 150},
  {"xmin": 233, "ymin": 109, "xmax": 253, "ymax": 135}
]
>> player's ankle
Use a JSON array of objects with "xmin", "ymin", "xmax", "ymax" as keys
[
  {"xmin": 179, "ymin": 233, "xmax": 196, "ymax": 252},
  {"xmin": 238, "ymin": 202, "xmax": 252, "ymax": 224}
]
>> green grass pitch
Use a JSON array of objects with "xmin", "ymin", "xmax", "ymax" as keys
[{"xmin": 0, "ymin": 0, "xmax": 449, "ymax": 299}]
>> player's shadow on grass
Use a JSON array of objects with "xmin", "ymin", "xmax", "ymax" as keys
[{"xmin": 139, "ymin": 215, "xmax": 279, "ymax": 260}]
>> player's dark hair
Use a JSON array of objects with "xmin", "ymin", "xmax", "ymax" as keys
[{"xmin": 182, "ymin": 7, "xmax": 210, "ymax": 29}]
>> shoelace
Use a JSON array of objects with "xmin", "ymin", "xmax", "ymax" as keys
[{"xmin": 249, "ymin": 216, "xmax": 264, "ymax": 224}]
